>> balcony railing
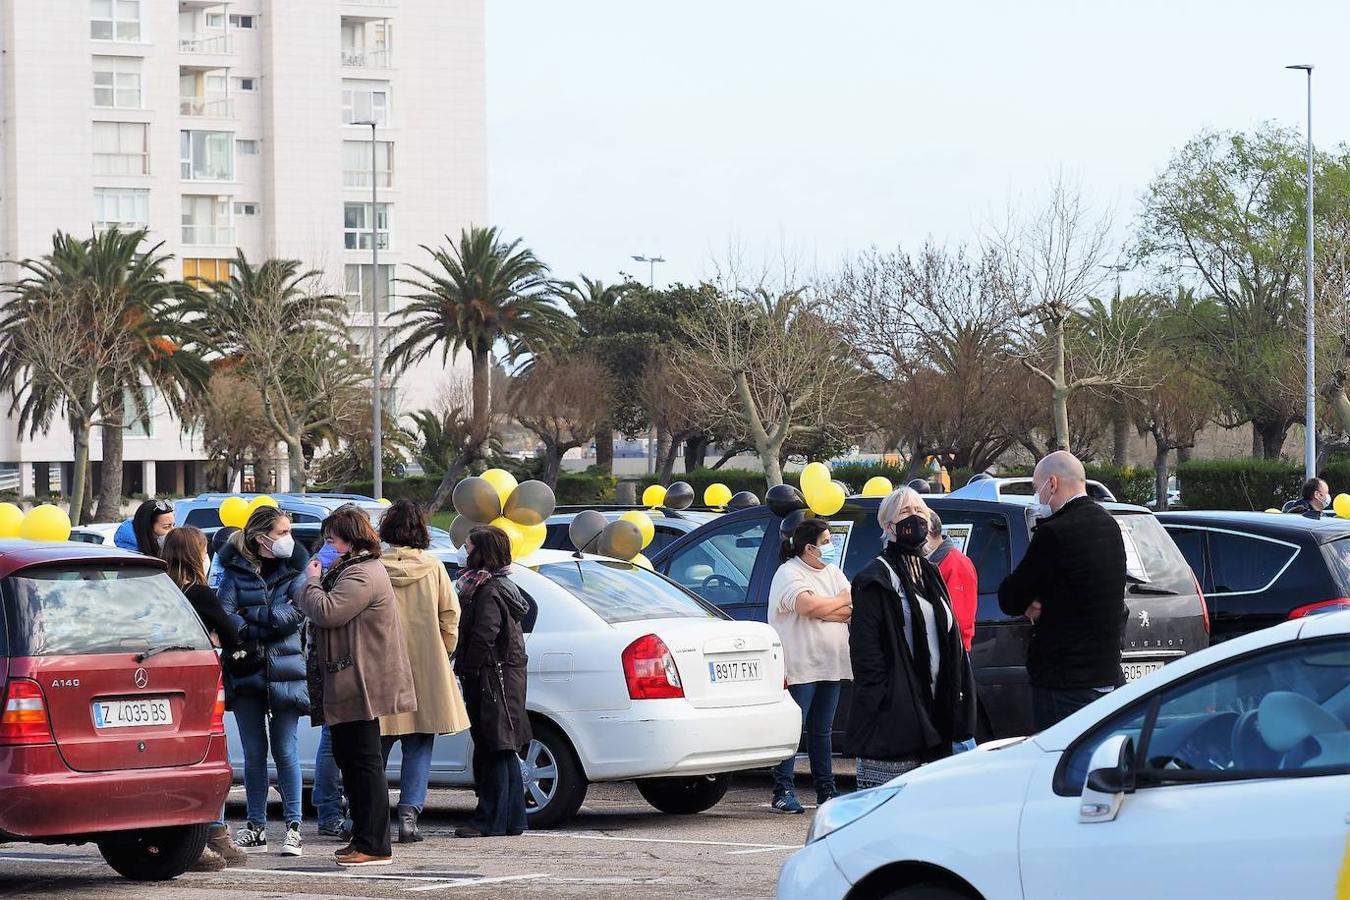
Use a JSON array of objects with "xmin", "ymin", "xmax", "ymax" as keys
[
  {"xmin": 93, "ymin": 152, "xmax": 150, "ymax": 176},
  {"xmin": 95, "ymin": 220, "xmax": 149, "ymax": 234},
  {"xmin": 180, "ymin": 95, "xmax": 235, "ymax": 117},
  {"xmin": 341, "ymin": 48, "xmax": 391, "ymax": 68},
  {"xmin": 182, "ymin": 224, "xmax": 236, "ymax": 246},
  {"xmin": 343, "ymin": 169, "xmax": 393, "ymax": 188},
  {"xmin": 179, "ymin": 33, "xmax": 233, "ymax": 54}
]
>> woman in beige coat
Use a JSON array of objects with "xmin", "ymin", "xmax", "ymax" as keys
[{"xmin": 377, "ymin": 500, "xmax": 470, "ymax": 843}]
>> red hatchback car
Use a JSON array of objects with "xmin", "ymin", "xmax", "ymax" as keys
[{"xmin": 0, "ymin": 540, "xmax": 230, "ymax": 880}]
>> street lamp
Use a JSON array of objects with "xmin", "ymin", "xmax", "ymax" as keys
[
  {"xmin": 631, "ymin": 254, "xmax": 666, "ymax": 289},
  {"xmin": 1287, "ymin": 64, "xmax": 1315, "ymax": 479},
  {"xmin": 355, "ymin": 120, "xmax": 383, "ymax": 498}
]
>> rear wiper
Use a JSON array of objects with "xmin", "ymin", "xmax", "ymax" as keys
[
  {"xmin": 1128, "ymin": 584, "xmax": 1179, "ymax": 596},
  {"xmin": 135, "ymin": 644, "xmax": 196, "ymax": 662}
]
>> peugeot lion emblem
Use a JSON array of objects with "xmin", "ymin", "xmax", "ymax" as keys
[
  {"xmin": 1138, "ymin": 610, "xmax": 1151, "ymax": 628},
  {"xmin": 134, "ymin": 667, "xmax": 149, "ymax": 689}
]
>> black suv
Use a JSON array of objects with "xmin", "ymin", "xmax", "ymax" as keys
[
  {"xmin": 1157, "ymin": 511, "xmax": 1350, "ymax": 642},
  {"xmin": 649, "ymin": 479, "xmax": 1210, "ymax": 739}
]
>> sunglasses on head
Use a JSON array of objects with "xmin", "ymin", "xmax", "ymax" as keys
[{"xmin": 152, "ymin": 499, "xmax": 172, "ymax": 513}]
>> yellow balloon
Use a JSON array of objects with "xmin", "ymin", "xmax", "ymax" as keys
[
  {"xmin": 248, "ymin": 494, "xmax": 278, "ymax": 516},
  {"xmin": 518, "ymin": 521, "xmax": 547, "ymax": 558},
  {"xmin": 862, "ymin": 476, "xmax": 894, "ymax": 497},
  {"xmin": 642, "ymin": 484, "xmax": 667, "ymax": 508},
  {"xmin": 0, "ymin": 502, "xmax": 24, "ymax": 538},
  {"xmin": 806, "ymin": 482, "xmax": 847, "ymax": 517},
  {"xmin": 1264, "ymin": 508, "xmax": 1281, "ymax": 514},
  {"xmin": 619, "ymin": 510, "xmax": 656, "ymax": 549},
  {"xmin": 703, "ymin": 483, "xmax": 733, "ymax": 509},
  {"xmin": 800, "ymin": 462, "xmax": 831, "ymax": 497},
  {"xmin": 481, "ymin": 469, "xmax": 519, "ymax": 508},
  {"xmin": 489, "ymin": 516, "xmax": 526, "ymax": 560},
  {"xmin": 1334, "ymin": 494, "xmax": 1350, "ymax": 519},
  {"xmin": 219, "ymin": 496, "xmax": 250, "ymax": 529},
  {"xmin": 632, "ymin": 552, "xmax": 654, "ymax": 571},
  {"xmin": 20, "ymin": 504, "xmax": 71, "ymax": 542},
  {"xmin": 378, "ymin": 497, "xmax": 392, "ymax": 506}
]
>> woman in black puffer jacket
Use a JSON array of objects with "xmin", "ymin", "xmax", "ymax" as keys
[{"xmin": 218, "ymin": 505, "xmax": 311, "ymax": 856}]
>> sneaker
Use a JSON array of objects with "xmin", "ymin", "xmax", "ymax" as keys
[
  {"xmin": 280, "ymin": 821, "xmax": 303, "ymax": 857},
  {"xmin": 317, "ymin": 820, "xmax": 347, "ymax": 840},
  {"xmin": 771, "ymin": 792, "xmax": 805, "ymax": 814},
  {"xmin": 817, "ymin": 788, "xmax": 840, "ymax": 806},
  {"xmin": 336, "ymin": 849, "xmax": 393, "ymax": 868},
  {"xmin": 235, "ymin": 822, "xmax": 267, "ymax": 851}
]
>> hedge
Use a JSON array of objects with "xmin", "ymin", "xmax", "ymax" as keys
[
  {"xmin": 333, "ymin": 472, "xmax": 619, "ymax": 507},
  {"xmin": 1176, "ymin": 459, "xmax": 1303, "ymax": 511}
]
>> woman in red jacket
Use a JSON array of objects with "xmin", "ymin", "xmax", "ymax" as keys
[{"xmin": 925, "ymin": 509, "xmax": 977, "ymax": 652}]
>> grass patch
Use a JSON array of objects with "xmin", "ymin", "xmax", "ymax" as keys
[{"xmin": 429, "ymin": 511, "xmax": 457, "ymax": 531}]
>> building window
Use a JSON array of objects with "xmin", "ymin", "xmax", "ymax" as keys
[
  {"xmin": 229, "ymin": 14, "xmax": 255, "ymax": 29},
  {"xmin": 94, "ymin": 187, "xmax": 149, "ymax": 231},
  {"xmin": 93, "ymin": 56, "xmax": 142, "ymax": 109},
  {"xmin": 343, "ymin": 203, "xmax": 391, "ymax": 251},
  {"xmin": 233, "ymin": 76, "xmax": 258, "ymax": 92},
  {"xmin": 123, "ymin": 386, "xmax": 154, "ymax": 438},
  {"xmin": 91, "ymin": 0, "xmax": 140, "ymax": 41},
  {"xmin": 341, "ymin": 81, "xmax": 389, "ymax": 125},
  {"xmin": 180, "ymin": 130, "xmax": 234, "ymax": 181},
  {"xmin": 181, "ymin": 195, "xmax": 233, "ymax": 246},
  {"xmin": 92, "ymin": 122, "xmax": 149, "ymax": 175},
  {"xmin": 182, "ymin": 257, "xmax": 233, "ymax": 285},
  {"xmin": 344, "ymin": 264, "xmax": 394, "ymax": 314},
  {"xmin": 342, "ymin": 140, "xmax": 393, "ymax": 188},
  {"xmin": 236, "ymin": 139, "xmax": 259, "ymax": 155},
  {"xmin": 205, "ymin": 12, "xmax": 226, "ymax": 28},
  {"xmin": 234, "ymin": 201, "xmax": 259, "ymax": 217}
]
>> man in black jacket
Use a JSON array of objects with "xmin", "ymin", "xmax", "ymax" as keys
[{"xmin": 998, "ymin": 451, "xmax": 1127, "ymax": 730}]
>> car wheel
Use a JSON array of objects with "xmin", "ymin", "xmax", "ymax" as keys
[
  {"xmin": 97, "ymin": 823, "xmax": 210, "ymax": 881},
  {"xmin": 881, "ymin": 884, "xmax": 975, "ymax": 900},
  {"xmin": 635, "ymin": 773, "xmax": 730, "ymax": 814},
  {"xmin": 520, "ymin": 718, "xmax": 587, "ymax": 830}
]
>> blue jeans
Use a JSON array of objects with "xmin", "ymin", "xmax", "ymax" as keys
[
  {"xmin": 232, "ymin": 695, "xmax": 302, "ymax": 825},
  {"xmin": 381, "ymin": 733, "xmax": 435, "ymax": 812},
  {"xmin": 773, "ymin": 681, "xmax": 842, "ymax": 798},
  {"xmin": 313, "ymin": 725, "xmax": 346, "ymax": 827}
]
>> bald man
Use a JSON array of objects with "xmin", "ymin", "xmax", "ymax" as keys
[{"xmin": 998, "ymin": 451, "xmax": 1127, "ymax": 730}]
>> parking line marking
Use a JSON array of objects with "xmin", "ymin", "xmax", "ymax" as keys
[
  {"xmin": 229, "ymin": 867, "xmax": 467, "ymax": 884},
  {"xmin": 725, "ymin": 845, "xmax": 799, "ymax": 855},
  {"xmin": 0, "ymin": 855, "xmax": 98, "ymax": 865},
  {"xmin": 523, "ymin": 832, "xmax": 798, "ymax": 852},
  {"xmin": 406, "ymin": 873, "xmax": 551, "ymax": 892}
]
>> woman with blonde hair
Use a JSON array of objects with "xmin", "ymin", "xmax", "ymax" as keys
[{"xmin": 845, "ymin": 487, "xmax": 975, "ymax": 789}]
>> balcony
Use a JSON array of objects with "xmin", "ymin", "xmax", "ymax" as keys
[
  {"xmin": 341, "ymin": 48, "xmax": 391, "ymax": 68},
  {"xmin": 180, "ymin": 95, "xmax": 235, "ymax": 118},
  {"xmin": 179, "ymin": 33, "xmax": 233, "ymax": 54},
  {"xmin": 93, "ymin": 152, "xmax": 150, "ymax": 176},
  {"xmin": 181, "ymin": 224, "xmax": 236, "ymax": 246}
]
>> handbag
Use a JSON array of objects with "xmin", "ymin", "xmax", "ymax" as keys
[{"xmin": 223, "ymin": 638, "xmax": 266, "ymax": 678}]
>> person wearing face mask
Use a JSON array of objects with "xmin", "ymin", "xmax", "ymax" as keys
[
  {"xmin": 129, "ymin": 497, "xmax": 176, "ymax": 557},
  {"xmin": 998, "ymin": 450, "xmax": 1127, "ymax": 730},
  {"xmin": 766, "ymin": 518, "xmax": 852, "ymax": 814},
  {"xmin": 846, "ymin": 488, "xmax": 975, "ymax": 790},
  {"xmin": 1282, "ymin": 477, "xmax": 1330, "ymax": 519},
  {"xmin": 217, "ymin": 505, "xmax": 311, "ymax": 857},
  {"xmin": 924, "ymin": 510, "xmax": 977, "ymax": 653}
]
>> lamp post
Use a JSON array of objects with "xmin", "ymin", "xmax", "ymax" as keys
[
  {"xmin": 631, "ymin": 254, "xmax": 665, "ymax": 290},
  {"xmin": 356, "ymin": 120, "xmax": 383, "ymax": 498},
  {"xmin": 631, "ymin": 254, "xmax": 665, "ymax": 474},
  {"xmin": 1287, "ymin": 64, "xmax": 1316, "ymax": 479}
]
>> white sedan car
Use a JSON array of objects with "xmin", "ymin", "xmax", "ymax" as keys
[
  {"xmin": 779, "ymin": 610, "xmax": 1350, "ymax": 900},
  {"xmin": 228, "ymin": 549, "xmax": 801, "ymax": 828}
]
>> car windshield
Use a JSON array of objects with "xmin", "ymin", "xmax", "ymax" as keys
[
  {"xmin": 183, "ymin": 507, "xmax": 223, "ymax": 529},
  {"xmin": 3, "ymin": 565, "xmax": 211, "ymax": 656},
  {"xmin": 536, "ymin": 559, "xmax": 724, "ymax": 624}
]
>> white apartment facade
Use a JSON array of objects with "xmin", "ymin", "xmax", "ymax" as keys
[{"xmin": 0, "ymin": 0, "xmax": 485, "ymax": 498}]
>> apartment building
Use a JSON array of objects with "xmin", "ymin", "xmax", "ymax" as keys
[{"xmin": 0, "ymin": 0, "xmax": 486, "ymax": 497}]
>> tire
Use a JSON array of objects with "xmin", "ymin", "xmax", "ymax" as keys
[
  {"xmin": 519, "ymin": 718, "xmax": 587, "ymax": 830},
  {"xmin": 97, "ymin": 823, "xmax": 210, "ymax": 881},
  {"xmin": 881, "ymin": 884, "xmax": 975, "ymax": 900},
  {"xmin": 635, "ymin": 773, "xmax": 730, "ymax": 815}
]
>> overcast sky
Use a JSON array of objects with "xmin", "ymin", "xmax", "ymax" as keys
[{"xmin": 485, "ymin": 1, "xmax": 1350, "ymax": 290}]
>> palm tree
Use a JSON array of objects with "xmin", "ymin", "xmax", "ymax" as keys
[
  {"xmin": 387, "ymin": 226, "xmax": 571, "ymax": 511},
  {"xmin": 557, "ymin": 275, "xmax": 632, "ymax": 474}
]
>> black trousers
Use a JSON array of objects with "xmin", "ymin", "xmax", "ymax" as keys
[
  {"xmin": 1031, "ymin": 686, "xmax": 1105, "ymax": 731},
  {"xmin": 330, "ymin": 718, "xmax": 391, "ymax": 856},
  {"xmin": 470, "ymin": 744, "xmax": 527, "ymax": 836}
]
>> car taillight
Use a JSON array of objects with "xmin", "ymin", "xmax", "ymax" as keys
[
  {"xmin": 210, "ymin": 675, "xmax": 226, "ymax": 735},
  {"xmin": 1190, "ymin": 570, "xmax": 1210, "ymax": 636},
  {"xmin": 622, "ymin": 634, "xmax": 684, "ymax": 700},
  {"xmin": 0, "ymin": 679, "xmax": 53, "ymax": 746},
  {"xmin": 1287, "ymin": 598, "xmax": 1350, "ymax": 620}
]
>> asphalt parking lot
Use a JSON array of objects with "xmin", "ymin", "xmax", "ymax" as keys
[{"xmin": 0, "ymin": 766, "xmax": 839, "ymax": 899}]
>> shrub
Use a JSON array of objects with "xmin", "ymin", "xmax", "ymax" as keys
[
  {"xmin": 1083, "ymin": 464, "xmax": 1157, "ymax": 507},
  {"xmin": 1176, "ymin": 459, "xmax": 1303, "ymax": 511}
]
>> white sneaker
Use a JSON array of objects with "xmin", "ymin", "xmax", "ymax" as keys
[
  {"xmin": 281, "ymin": 821, "xmax": 303, "ymax": 857},
  {"xmin": 235, "ymin": 822, "xmax": 266, "ymax": 852}
]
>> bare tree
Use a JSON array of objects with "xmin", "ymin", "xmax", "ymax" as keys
[
  {"xmin": 641, "ymin": 352, "xmax": 712, "ymax": 481},
  {"xmin": 510, "ymin": 358, "xmax": 612, "ymax": 487},
  {"xmin": 191, "ymin": 372, "xmax": 278, "ymax": 491}
]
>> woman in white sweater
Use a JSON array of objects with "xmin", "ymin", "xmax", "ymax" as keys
[{"xmin": 766, "ymin": 518, "xmax": 852, "ymax": 814}]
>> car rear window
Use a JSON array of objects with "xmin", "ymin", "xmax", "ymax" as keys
[
  {"xmin": 184, "ymin": 508, "xmax": 223, "ymax": 529},
  {"xmin": 1114, "ymin": 512, "xmax": 1197, "ymax": 594},
  {"xmin": 1320, "ymin": 537, "xmax": 1350, "ymax": 594},
  {"xmin": 2, "ymin": 565, "xmax": 211, "ymax": 657},
  {"xmin": 537, "ymin": 559, "xmax": 723, "ymax": 624}
]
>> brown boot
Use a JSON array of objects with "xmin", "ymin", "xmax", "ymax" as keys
[
  {"xmin": 207, "ymin": 824, "xmax": 249, "ymax": 867},
  {"xmin": 191, "ymin": 846, "xmax": 227, "ymax": 873}
]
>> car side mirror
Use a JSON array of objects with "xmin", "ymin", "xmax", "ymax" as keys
[{"xmin": 1079, "ymin": 734, "xmax": 1134, "ymax": 824}]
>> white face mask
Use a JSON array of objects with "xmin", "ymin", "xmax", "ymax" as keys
[
  {"xmin": 265, "ymin": 534, "xmax": 295, "ymax": 559},
  {"xmin": 1031, "ymin": 480, "xmax": 1054, "ymax": 522}
]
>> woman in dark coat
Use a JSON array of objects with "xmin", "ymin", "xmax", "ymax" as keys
[
  {"xmin": 217, "ymin": 505, "xmax": 310, "ymax": 856},
  {"xmin": 453, "ymin": 525, "xmax": 531, "ymax": 839},
  {"xmin": 846, "ymin": 487, "xmax": 976, "ymax": 789}
]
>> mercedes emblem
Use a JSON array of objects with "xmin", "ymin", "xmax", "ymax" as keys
[{"xmin": 134, "ymin": 667, "xmax": 149, "ymax": 689}]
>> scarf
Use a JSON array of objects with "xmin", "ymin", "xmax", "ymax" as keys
[
  {"xmin": 456, "ymin": 565, "xmax": 511, "ymax": 601},
  {"xmin": 881, "ymin": 540, "xmax": 952, "ymax": 706}
]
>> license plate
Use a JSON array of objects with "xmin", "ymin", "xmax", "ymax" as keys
[
  {"xmin": 1122, "ymin": 661, "xmax": 1165, "ymax": 683},
  {"xmin": 92, "ymin": 698, "xmax": 173, "ymax": 729},
  {"xmin": 708, "ymin": 659, "xmax": 761, "ymax": 683}
]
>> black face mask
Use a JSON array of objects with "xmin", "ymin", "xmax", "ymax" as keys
[{"xmin": 893, "ymin": 514, "xmax": 929, "ymax": 551}]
